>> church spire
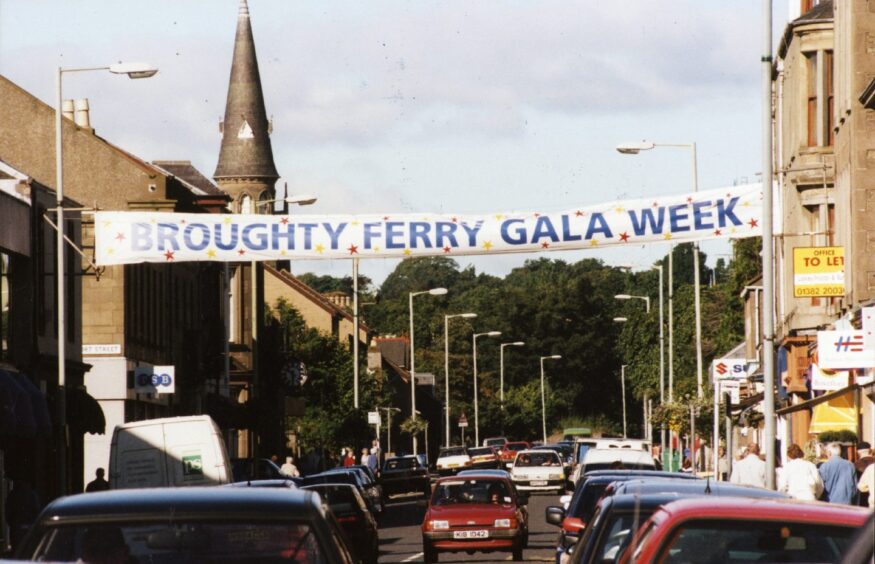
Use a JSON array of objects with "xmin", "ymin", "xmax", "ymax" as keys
[{"xmin": 214, "ymin": 0, "xmax": 279, "ymax": 199}]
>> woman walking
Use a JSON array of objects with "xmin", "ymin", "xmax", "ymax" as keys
[{"xmin": 779, "ymin": 443, "xmax": 823, "ymax": 500}]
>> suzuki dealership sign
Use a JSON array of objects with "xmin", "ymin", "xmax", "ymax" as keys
[
  {"xmin": 817, "ymin": 330, "xmax": 875, "ymax": 369},
  {"xmin": 93, "ymin": 185, "xmax": 763, "ymax": 265},
  {"xmin": 793, "ymin": 246, "xmax": 845, "ymax": 297},
  {"xmin": 712, "ymin": 358, "xmax": 748, "ymax": 381}
]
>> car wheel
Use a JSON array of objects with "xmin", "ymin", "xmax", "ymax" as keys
[{"xmin": 424, "ymin": 542, "xmax": 439, "ymax": 563}]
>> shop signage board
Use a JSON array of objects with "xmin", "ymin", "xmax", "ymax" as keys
[
  {"xmin": 134, "ymin": 365, "xmax": 175, "ymax": 394},
  {"xmin": 816, "ymin": 330, "xmax": 875, "ymax": 369},
  {"xmin": 810, "ymin": 363, "xmax": 850, "ymax": 392},
  {"xmin": 792, "ymin": 246, "xmax": 845, "ymax": 297},
  {"xmin": 711, "ymin": 358, "xmax": 748, "ymax": 381},
  {"xmin": 717, "ymin": 379, "xmax": 740, "ymax": 404}
]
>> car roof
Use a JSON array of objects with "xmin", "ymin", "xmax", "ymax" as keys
[
  {"xmin": 613, "ymin": 479, "xmax": 788, "ymax": 499},
  {"xmin": 652, "ymin": 496, "xmax": 871, "ymax": 526},
  {"xmin": 517, "ymin": 449, "xmax": 560, "ymax": 456},
  {"xmin": 583, "ymin": 448, "xmax": 655, "ymax": 463},
  {"xmin": 434, "ymin": 473, "xmax": 509, "ymax": 484},
  {"xmin": 583, "ymin": 470, "xmax": 696, "ymax": 480},
  {"xmin": 38, "ymin": 488, "xmax": 323, "ymax": 523},
  {"xmin": 457, "ymin": 469, "xmax": 511, "ymax": 478}
]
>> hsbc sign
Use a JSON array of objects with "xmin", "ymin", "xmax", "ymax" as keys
[{"xmin": 712, "ymin": 358, "xmax": 747, "ymax": 381}]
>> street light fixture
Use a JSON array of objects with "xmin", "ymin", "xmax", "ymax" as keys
[
  {"xmin": 539, "ymin": 355, "xmax": 562, "ymax": 444},
  {"xmin": 613, "ymin": 317, "xmax": 628, "ymax": 323},
  {"xmin": 499, "ymin": 341, "xmax": 525, "ymax": 427},
  {"xmin": 473, "ymin": 330, "xmax": 501, "ymax": 446},
  {"xmin": 409, "ymin": 287, "xmax": 447, "ymax": 455},
  {"xmin": 445, "ymin": 312, "xmax": 477, "ymax": 447},
  {"xmin": 54, "ymin": 61, "xmax": 158, "ymax": 496},
  {"xmin": 614, "ymin": 294, "xmax": 651, "ymax": 313},
  {"xmin": 615, "ymin": 140, "xmax": 703, "ymax": 399}
]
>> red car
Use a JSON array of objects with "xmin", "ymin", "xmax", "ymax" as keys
[
  {"xmin": 500, "ymin": 441, "xmax": 531, "ymax": 468},
  {"xmin": 422, "ymin": 473, "xmax": 529, "ymax": 562},
  {"xmin": 624, "ymin": 497, "xmax": 870, "ymax": 564}
]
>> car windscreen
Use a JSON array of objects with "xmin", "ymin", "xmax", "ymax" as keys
[
  {"xmin": 485, "ymin": 439, "xmax": 505, "ymax": 447},
  {"xmin": 589, "ymin": 509, "xmax": 656, "ymax": 563},
  {"xmin": 26, "ymin": 522, "xmax": 328, "ymax": 563},
  {"xmin": 583, "ymin": 462, "xmax": 654, "ymax": 473},
  {"xmin": 384, "ymin": 458, "xmax": 417, "ymax": 470},
  {"xmin": 467, "ymin": 447, "xmax": 493, "ymax": 456},
  {"xmin": 439, "ymin": 447, "xmax": 467, "ymax": 457},
  {"xmin": 656, "ymin": 519, "xmax": 856, "ymax": 563},
  {"xmin": 569, "ymin": 481, "xmax": 610, "ymax": 523},
  {"xmin": 431, "ymin": 479, "xmax": 512, "ymax": 506},
  {"xmin": 514, "ymin": 451, "xmax": 561, "ymax": 467},
  {"xmin": 506, "ymin": 443, "xmax": 527, "ymax": 452}
]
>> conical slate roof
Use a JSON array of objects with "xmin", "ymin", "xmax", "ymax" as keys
[{"xmin": 214, "ymin": 0, "xmax": 279, "ymax": 182}]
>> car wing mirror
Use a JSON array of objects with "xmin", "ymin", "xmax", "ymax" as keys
[{"xmin": 545, "ymin": 506, "xmax": 565, "ymax": 526}]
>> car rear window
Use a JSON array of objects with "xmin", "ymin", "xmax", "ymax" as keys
[
  {"xmin": 468, "ymin": 447, "xmax": 493, "ymax": 456},
  {"xmin": 657, "ymin": 520, "xmax": 856, "ymax": 563},
  {"xmin": 583, "ymin": 462, "xmax": 655, "ymax": 473},
  {"xmin": 385, "ymin": 458, "xmax": 417, "ymax": 470},
  {"xmin": 439, "ymin": 447, "xmax": 468, "ymax": 457},
  {"xmin": 28, "ymin": 522, "xmax": 328, "ymax": 563},
  {"xmin": 432, "ymin": 479, "xmax": 512, "ymax": 506},
  {"xmin": 506, "ymin": 443, "xmax": 527, "ymax": 452}
]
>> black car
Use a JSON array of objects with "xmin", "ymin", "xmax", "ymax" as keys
[
  {"xmin": 319, "ymin": 467, "xmax": 384, "ymax": 514},
  {"xmin": 230, "ymin": 457, "xmax": 286, "ymax": 482},
  {"xmin": 570, "ymin": 485, "xmax": 789, "ymax": 563},
  {"xmin": 226, "ymin": 478, "xmax": 301, "ymax": 488},
  {"xmin": 303, "ymin": 470, "xmax": 382, "ymax": 516},
  {"xmin": 15, "ymin": 487, "xmax": 355, "ymax": 562},
  {"xmin": 381, "ymin": 455, "xmax": 431, "ymax": 498},
  {"xmin": 304, "ymin": 483, "xmax": 380, "ymax": 564}
]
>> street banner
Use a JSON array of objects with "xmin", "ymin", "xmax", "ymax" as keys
[
  {"xmin": 792, "ymin": 246, "xmax": 845, "ymax": 297},
  {"xmin": 711, "ymin": 358, "xmax": 748, "ymax": 381},
  {"xmin": 810, "ymin": 363, "xmax": 849, "ymax": 392},
  {"xmin": 817, "ymin": 330, "xmax": 875, "ymax": 369},
  {"xmin": 93, "ymin": 184, "xmax": 763, "ymax": 265}
]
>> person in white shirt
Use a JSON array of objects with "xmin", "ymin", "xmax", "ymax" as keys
[
  {"xmin": 280, "ymin": 456, "xmax": 300, "ymax": 478},
  {"xmin": 778, "ymin": 443, "xmax": 823, "ymax": 500},
  {"xmin": 858, "ymin": 462, "xmax": 875, "ymax": 508},
  {"xmin": 730, "ymin": 442, "xmax": 767, "ymax": 488}
]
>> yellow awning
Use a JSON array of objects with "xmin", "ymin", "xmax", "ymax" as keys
[{"xmin": 808, "ymin": 391, "xmax": 857, "ymax": 434}]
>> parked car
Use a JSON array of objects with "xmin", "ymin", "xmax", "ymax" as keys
[
  {"xmin": 568, "ymin": 484, "xmax": 788, "ymax": 564},
  {"xmin": 381, "ymin": 455, "xmax": 431, "ymax": 498},
  {"xmin": 15, "ymin": 487, "xmax": 355, "ymax": 562},
  {"xmin": 303, "ymin": 469, "xmax": 383, "ymax": 516},
  {"xmin": 626, "ymin": 497, "xmax": 870, "ymax": 563},
  {"xmin": 510, "ymin": 449, "xmax": 566, "ymax": 493},
  {"xmin": 230, "ymin": 457, "xmax": 287, "ymax": 482},
  {"xmin": 226, "ymin": 478, "xmax": 299, "ymax": 489},
  {"xmin": 319, "ymin": 467, "xmax": 385, "ymax": 515},
  {"xmin": 467, "ymin": 446, "xmax": 500, "ymax": 470},
  {"xmin": 436, "ymin": 446, "xmax": 472, "ymax": 476},
  {"xmin": 500, "ymin": 441, "xmax": 531, "ymax": 468},
  {"xmin": 571, "ymin": 438, "xmax": 651, "ymax": 483},
  {"xmin": 422, "ymin": 473, "xmax": 529, "ymax": 562},
  {"xmin": 304, "ymin": 483, "xmax": 380, "ymax": 564},
  {"xmin": 483, "ymin": 436, "xmax": 509, "ymax": 451},
  {"xmin": 572, "ymin": 448, "xmax": 656, "ymax": 484}
]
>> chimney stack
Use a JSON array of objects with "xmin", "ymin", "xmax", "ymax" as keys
[
  {"xmin": 73, "ymin": 98, "xmax": 91, "ymax": 130},
  {"xmin": 62, "ymin": 99, "xmax": 75, "ymax": 121}
]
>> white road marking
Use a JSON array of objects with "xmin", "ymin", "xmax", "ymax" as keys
[{"xmin": 401, "ymin": 552, "xmax": 423, "ymax": 562}]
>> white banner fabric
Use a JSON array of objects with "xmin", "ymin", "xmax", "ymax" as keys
[{"xmin": 94, "ymin": 184, "xmax": 763, "ymax": 266}]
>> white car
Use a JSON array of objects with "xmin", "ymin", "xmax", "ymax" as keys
[
  {"xmin": 435, "ymin": 446, "xmax": 471, "ymax": 475},
  {"xmin": 510, "ymin": 449, "xmax": 565, "ymax": 493}
]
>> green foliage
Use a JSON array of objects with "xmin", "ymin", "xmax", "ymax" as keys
[
  {"xmin": 399, "ymin": 416, "xmax": 429, "ymax": 437},
  {"xmin": 296, "ymin": 272, "xmax": 374, "ymax": 296},
  {"xmin": 817, "ymin": 430, "xmax": 857, "ymax": 443}
]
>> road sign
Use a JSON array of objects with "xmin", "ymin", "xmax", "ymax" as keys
[
  {"xmin": 793, "ymin": 246, "xmax": 845, "ymax": 297},
  {"xmin": 416, "ymin": 373, "xmax": 435, "ymax": 385},
  {"xmin": 367, "ymin": 411, "xmax": 381, "ymax": 425},
  {"xmin": 458, "ymin": 413, "xmax": 468, "ymax": 428}
]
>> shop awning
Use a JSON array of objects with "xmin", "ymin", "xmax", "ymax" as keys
[
  {"xmin": 809, "ymin": 391, "xmax": 857, "ymax": 434},
  {"xmin": 0, "ymin": 368, "xmax": 52, "ymax": 438},
  {"xmin": 67, "ymin": 386, "xmax": 106, "ymax": 435}
]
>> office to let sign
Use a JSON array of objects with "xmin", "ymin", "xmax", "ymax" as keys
[{"xmin": 793, "ymin": 246, "xmax": 845, "ymax": 297}]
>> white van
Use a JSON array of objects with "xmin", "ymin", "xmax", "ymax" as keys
[
  {"xmin": 109, "ymin": 415, "xmax": 232, "ymax": 489},
  {"xmin": 571, "ymin": 438, "xmax": 653, "ymax": 484}
]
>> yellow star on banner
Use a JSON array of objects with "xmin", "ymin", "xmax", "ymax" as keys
[
  {"xmin": 280, "ymin": 250, "xmax": 288, "ymax": 256},
  {"xmin": 663, "ymin": 233, "xmax": 673, "ymax": 240},
  {"xmin": 106, "ymin": 248, "xmax": 115, "ymax": 254},
  {"xmin": 207, "ymin": 249, "xmax": 217, "ymax": 258},
  {"xmin": 315, "ymin": 244, "xmax": 325, "ymax": 254},
  {"xmin": 730, "ymin": 227, "xmax": 738, "ymax": 234},
  {"xmin": 483, "ymin": 241, "xmax": 493, "ymax": 251},
  {"xmin": 102, "ymin": 221, "xmax": 112, "ymax": 228},
  {"xmin": 150, "ymin": 218, "xmax": 157, "ymax": 224},
  {"xmin": 589, "ymin": 239, "xmax": 599, "ymax": 246},
  {"xmin": 614, "ymin": 207, "xmax": 625, "ymax": 213},
  {"xmin": 741, "ymin": 201, "xmax": 750, "ymax": 207},
  {"xmin": 494, "ymin": 214, "xmax": 504, "ymax": 221},
  {"xmin": 351, "ymin": 220, "xmax": 360, "ymax": 226},
  {"xmin": 223, "ymin": 216, "xmax": 232, "ymax": 224},
  {"xmin": 372, "ymin": 246, "xmax": 381, "ymax": 252},
  {"xmin": 403, "ymin": 248, "xmax": 413, "ymax": 256}
]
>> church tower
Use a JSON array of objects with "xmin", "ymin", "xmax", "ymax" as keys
[{"xmin": 214, "ymin": 0, "xmax": 279, "ymax": 209}]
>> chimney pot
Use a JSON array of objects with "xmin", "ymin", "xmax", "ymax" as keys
[
  {"xmin": 74, "ymin": 98, "xmax": 91, "ymax": 130},
  {"xmin": 62, "ymin": 99, "xmax": 75, "ymax": 121}
]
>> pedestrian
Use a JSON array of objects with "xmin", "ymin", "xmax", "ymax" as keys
[
  {"xmin": 818, "ymin": 442, "xmax": 858, "ymax": 504},
  {"xmin": 5, "ymin": 478, "xmax": 41, "ymax": 552},
  {"xmin": 85, "ymin": 468, "xmax": 110, "ymax": 492},
  {"xmin": 857, "ymin": 460, "xmax": 875, "ymax": 509},
  {"xmin": 343, "ymin": 448, "xmax": 355, "ymax": 467},
  {"xmin": 367, "ymin": 447, "xmax": 379, "ymax": 473},
  {"xmin": 855, "ymin": 441, "xmax": 874, "ymax": 507},
  {"xmin": 717, "ymin": 446, "xmax": 730, "ymax": 481},
  {"xmin": 371, "ymin": 438, "xmax": 382, "ymax": 466},
  {"xmin": 778, "ymin": 443, "xmax": 823, "ymax": 501},
  {"xmin": 730, "ymin": 442, "xmax": 766, "ymax": 488},
  {"xmin": 280, "ymin": 456, "xmax": 300, "ymax": 478},
  {"xmin": 736, "ymin": 446, "xmax": 748, "ymax": 461},
  {"xmin": 360, "ymin": 447, "xmax": 370, "ymax": 466}
]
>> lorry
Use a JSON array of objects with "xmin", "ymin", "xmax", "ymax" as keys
[{"xmin": 109, "ymin": 415, "xmax": 232, "ymax": 489}]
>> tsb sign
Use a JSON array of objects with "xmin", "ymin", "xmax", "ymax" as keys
[{"xmin": 134, "ymin": 366, "xmax": 176, "ymax": 394}]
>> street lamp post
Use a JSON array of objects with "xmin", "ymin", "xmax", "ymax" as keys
[
  {"xmin": 444, "ymin": 312, "xmax": 477, "ymax": 447},
  {"xmin": 621, "ymin": 365, "xmax": 628, "ymax": 438},
  {"xmin": 653, "ymin": 264, "xmax": 667, "ymax": 467},
  {"xmin": 616, "ymin": 141, "xmax": 704, "ymax": 399},
  {"xmin": 473, "ymin": 331, "xmax": 501, "ymax": 446},
  {"xmin": 539, "ymin": 355, "xmax": 562, "ymax": 444},
  {"xmin": 499, "ymin": 341, "xmax": 525, "ymax": 432},
  {"xmin": 55, "ymin": 61, "xmax": 158, "ymax": 496},
  {"xmin": 409, "ymin": 287, "xmax": 447, "ymax": 455}
]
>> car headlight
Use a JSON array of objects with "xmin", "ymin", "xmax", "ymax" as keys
[
  {"xmin": 549, "ymin": 473, "xmax": 563, "ymax": 480},
  {"xmin": 431, "ymin": 520, "xmax": 450, "ymax": 530},
  {"xmin": 494, "ymin": 518, "xmax": 511, "ymax": 528}
]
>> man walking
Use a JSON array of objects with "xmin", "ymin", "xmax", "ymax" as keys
[
  {"xmin": 85, "ymin": 468, "xmax": 110, "ymax": 492},
  {"xmin": 730, "ymin": 442, "xmax": 766, "ymax": 488},
  {"xmin": 818, "ymin": 442, "xmax": 857, "ymax": 504}
]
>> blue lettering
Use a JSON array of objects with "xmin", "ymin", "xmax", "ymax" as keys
[
  {"xmin": 323, "ymin": 222, "xmax": 347, "ymax": 250},
  {"xmin": 242, "ymin": 224, "xmax": 268, "ymax": 251},
  {"xmin": 183, "ymin": 223, "xmax": 210, "ymax": 251},
  {"xmin": 385, "ymin": 222, "xmax": 405, "ymax": 249},
  {"xmin": 409, "ymin": 222, "xmax": 433, "ymax": 249},
  {"xmin": 214, "ymin": 224, "xmax": 238, "ymax": 250},
  {"xmin": 584, "ymin": 213, "xmax": 613, "ymax": 239},
  {"xmin": 298, "ymin": 224, "xmax": 317, "ymax": 250},
  {"xmin": 692, "ymin": 201, "xmax": 714, "ymax": 230},
  {"xmin": 500, "ymin": 219, "xmax": 527, "ymax": 245},
  {"xmin": 561, "ymin": 215, "xmax": 582, "ymax": 242},
  {"xmin": 434, "ymin": 222, "xmax": 459, "ymax": 248},
  {"xmin": 531, "ymin": 216, "xmax": 560, "ymax": 244},
  {"xmin": 364, "ymin": 223, "xmax": 382, "ymax": 249},
  {"xmin": 132, "ymin": 223, "xmax": 153, "ymax": 251},
  {"xmin": 627, "ymin": 208, "xmax": 665, "ymax": 235},
  {"xmin": 460, "ymin": 221, "xmax": 484, "ymax": 247},
  {"xmin": 156, "ymin": 223, "xmax": 180, "ymax": 251},
  {"xmin": 716, "ymin": 197, "xmax": 743, "ymax": 227},
  {"xmin": 271, "ymin": 223, "xmax": 295, "ymax": 250},
  {"xmin": 668, "ymin": 205, "xmax": 690, "ymax": 233}
]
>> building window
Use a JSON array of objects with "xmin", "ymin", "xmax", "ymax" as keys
[{"xmin": 806, "ymin": 50, "xmax": 834, "ymax": 147}]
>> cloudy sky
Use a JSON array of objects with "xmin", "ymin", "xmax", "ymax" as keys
[{"xmin": 0, "ymin": 1, "xmax": 790, "ymax": 285}]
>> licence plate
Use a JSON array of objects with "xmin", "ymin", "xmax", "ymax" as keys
[
  {"xmin": 453, "ymin": 530, "xmax": 489, "ymax": 539},
  {"xmin": 530, "ymin": 480, "xmax": 548, "ymax": 486}
]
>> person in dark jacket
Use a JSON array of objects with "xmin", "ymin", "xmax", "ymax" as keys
[{"xmin": 85, "ymin": 468, "xmax": 110, "ymax": 492}]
